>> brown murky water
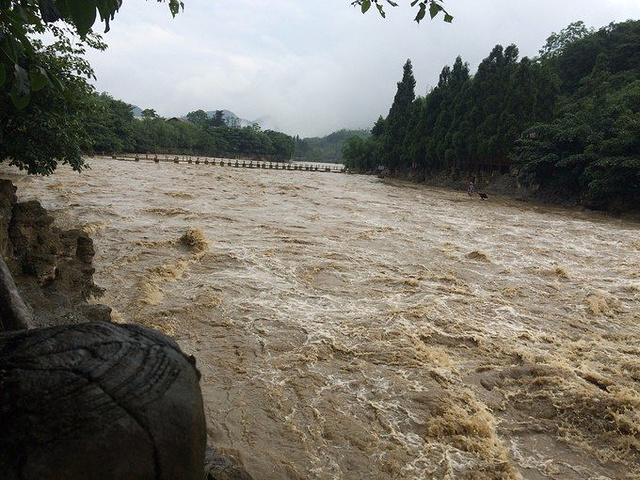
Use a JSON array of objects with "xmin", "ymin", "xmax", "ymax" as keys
[{"xmin": 3, "ymin": 158, "xmax": 639, "ymax": 479}]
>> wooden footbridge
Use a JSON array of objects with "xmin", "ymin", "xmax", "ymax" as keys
[{"xmin": 105, "ymin": 154, "xmax": 346, "ymax": 173}]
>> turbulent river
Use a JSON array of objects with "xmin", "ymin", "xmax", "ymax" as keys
[{"xmin": 3, "ymin": 158, "xmax": 639, "ymax": 479}]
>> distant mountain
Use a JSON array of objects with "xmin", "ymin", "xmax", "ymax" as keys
[
  {"xmin": 128, "ymin": 105, "xmax": 272, "ymax": 129},
  {"xmin": 294, "ymin": 129, "xmax": 371, "ymax": 163},
  {"xmin": 251, "ymin": 115, "xmax": 279, "ymax": 131},
  {"xmin": 204, "ymin": 109, "xmax": 266, "ymax": 128}
]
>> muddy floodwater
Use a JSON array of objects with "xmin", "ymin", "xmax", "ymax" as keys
[{"xmin": 3, "ymin": 158, "xmax": 639, "ymax": 479}]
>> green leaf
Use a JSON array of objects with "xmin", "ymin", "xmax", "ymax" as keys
[
  {"xmin": 168, "ymin": 0, "xmax": 184, "ymax": 17},
  {"xmin": 10, "ymin": 93, "xmax": 31, "ymax": 109},
  {"xmin": 376, "ymin": 3, "xmax": 386, "ymax": 18},
  {"xmin": 96, "ymin": 0, "xmax": 121, "ymax": 32},
  {"xmin": 39, "ymin": 0, "xmax": 60, "ymax": 22},
  {"xmin": 444, "ymin": 13, "xmax": 453, "ymax": 23},
  {"xmin": 29, "ymin": 67, "xmax": 49, "ymax": 91},
  {"xmin": 361, "ymin": 0, "xmax": 371, "ymax": 14},
  {"xmin": 415, "ymin": 4, "xmax": 426, "ymax": 22},
  {"xmin": 49, "ymin": 71, "xmax": 66, "ymax": 93},
  {"xmin": 429, "ymin": 2, "xmax": 442, "ymax": 19},
  {"xmin": 15, "ymin": 5, "xmax": 30, "ymax": 22},
  {"xmin": 0, "ymin": 43, "xmax": 17, "ymax": 65},
  {"xmin": 10, "ymin": 90, "xmax": 30, "ymax": 109},
  {"xmin": 72, "ymin": 0, "xmax": 98, "ymax": 36},
  {"xmin": 56, "ymin": 0, "xmax": 98, "ymax": 37}
]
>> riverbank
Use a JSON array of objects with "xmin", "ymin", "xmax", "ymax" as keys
[
  {"xmin": 378, "ymin": 168, "xmax": 640, "ymax": 222},
  {"xmin": 0, "ymin": 179, "xmax": 111, "ymax": 328}
]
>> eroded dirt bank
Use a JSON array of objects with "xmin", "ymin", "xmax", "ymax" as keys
[
  {"xmin": 2, "ymin": 158, "xmax": 638, "ymax": 479},
  {"xmin": 0, "ymin": 179, "xmax": 109, "ymax": 328}
]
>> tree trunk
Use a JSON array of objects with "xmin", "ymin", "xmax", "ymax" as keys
[{"xmin": 0, "ymin": 256, "xmax": 35, "ymax": 331}]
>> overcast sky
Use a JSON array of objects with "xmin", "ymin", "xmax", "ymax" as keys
[{"xmin": 83, "ymin": 0, "xmax": 640, "ymax": 138}]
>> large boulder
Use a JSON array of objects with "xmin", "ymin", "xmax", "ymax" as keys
[{"xmin": 0, "ymin": 321, "xmax": 207, "ymax": 480}]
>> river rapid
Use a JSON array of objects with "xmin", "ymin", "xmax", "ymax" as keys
[{"xmin": 3, "ymin": 158, "xmax": 639, "ymax": 479}]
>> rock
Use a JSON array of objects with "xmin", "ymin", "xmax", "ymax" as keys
[
  {"xmin": 0, "ymin": 321, "xmax": 207, "ymax": 480},
  {"xmin": 9, "ymin": 200, "xmax": 56, "ymax": 253},
  {"xmin": 69, "ymin": 229, "xmax": 96, "ymax": 263},
  {"xmin": 204, "ymin": 445, "xmax": 255, "ymax": 480},
  {"xmin": 21, "ymin": 250, "xmax": 59, "ymax": 285},
  {"xmin": 75, "ymin": 301, "xmax": 112, "ymax": 323}
]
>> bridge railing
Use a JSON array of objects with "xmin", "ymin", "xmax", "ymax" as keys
[{"xmin": 101, "ymin": 154, "xmax": 346, "ymax": 173}]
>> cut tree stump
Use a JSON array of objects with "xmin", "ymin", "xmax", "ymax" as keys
[{"xmin": 0, "ymin": 321, "xmax": 206, "ymax": 480}]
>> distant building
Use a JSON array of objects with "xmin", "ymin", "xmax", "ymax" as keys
[{"xmin": 166, "ymin": 117, "xmax": 191, "ymax": 124}]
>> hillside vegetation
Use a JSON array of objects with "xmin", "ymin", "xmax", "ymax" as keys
[
  {"xmin": 85, "ymin": 105, "xmax": 296, "ymax": 161},
  {"xmin": 294, "ymin": 129, "xmax": 370, "ymax": 163},
  {"xmin": 343, "ymin": 21, "xmax": 640, "ymax": 212}
]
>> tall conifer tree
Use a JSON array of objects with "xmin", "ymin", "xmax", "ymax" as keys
[{"xmin": 380, "ymin": 59, "xmax": 416, "ymax": 172}]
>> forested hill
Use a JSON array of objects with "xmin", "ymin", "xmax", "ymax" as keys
[
  {"xmin": 294, "ymin": 129, "xmax": 370, "ymax": 163},
  {"xmin": 343, "ymin": 20, "xmax": 640, "ymax": 212},
  {"xmin": 83, "ymin": 105, "xmax": 296, "ymax": 161}
]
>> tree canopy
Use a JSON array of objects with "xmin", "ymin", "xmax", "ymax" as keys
[
  {"xmin": 0, "ymin": 31, "xmax": 99, "ymax": 174},
  {"xmin": 1, "ymin": 0, "xmax": 183, "ymax": 174},
  {"xmin": 80, "ymin": 102, "xmax": 296, "ymax": 161}
]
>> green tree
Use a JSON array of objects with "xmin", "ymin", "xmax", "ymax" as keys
[
  {"xmin": 1, "ymin": 0, "xmax": 183, "ymax": 174},
  {"xmin": 418, "ymin": 55, "xmax": 472, "ymax": 173},
  {"xmin": 379, "ymin": 59, "xmax": 416, "ymax": 172},
  {"xmin": 264, "ymin": 130, "xmax": 295, "ymax": 160},
  {"xmin": 0, "ymin": 31, "xmax": 99, "ymax": 174},
  {"xmin": 1, "ymin": 1, "xmax": 183, "ymax": 108},
  {"xmin": 513, "ymin": 21, "xmax": 640, "ymax": 211},
  {"xmin": 538, "ymin": 21, "xmax": 593, "ymax": 59},
  {"xmin": 342, "ymin": 135, "xmax": 378, "ymax": 172},
  {"xmin": 83, "ymin": 92, "xmax": 136, "ymax": 153},
  {"xmin": 209, "ymin": 110, "xmax": 226, "ymax": 127},
  {"xmin": 141, "ymin": 108, "xmax": 159, "ymax": 119},
  {"xmin": 338, "ymin": 18, "xmax": 637, "ymax": 211},
  {"xmin": 186, "ymin": 109, "xmax": 208, "ymax": 125},
  {"xmin": 514, "ymin": 74, "xmax": 640, "ymax": 211}
]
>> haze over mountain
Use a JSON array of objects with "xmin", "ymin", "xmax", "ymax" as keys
[
  {"xmin": 129, "ymin": 105, "xmax": 280, "ymax": 132},
  {"xmin": 203, "ymin": 110, "xmax": 277, "ymax": 131}
]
